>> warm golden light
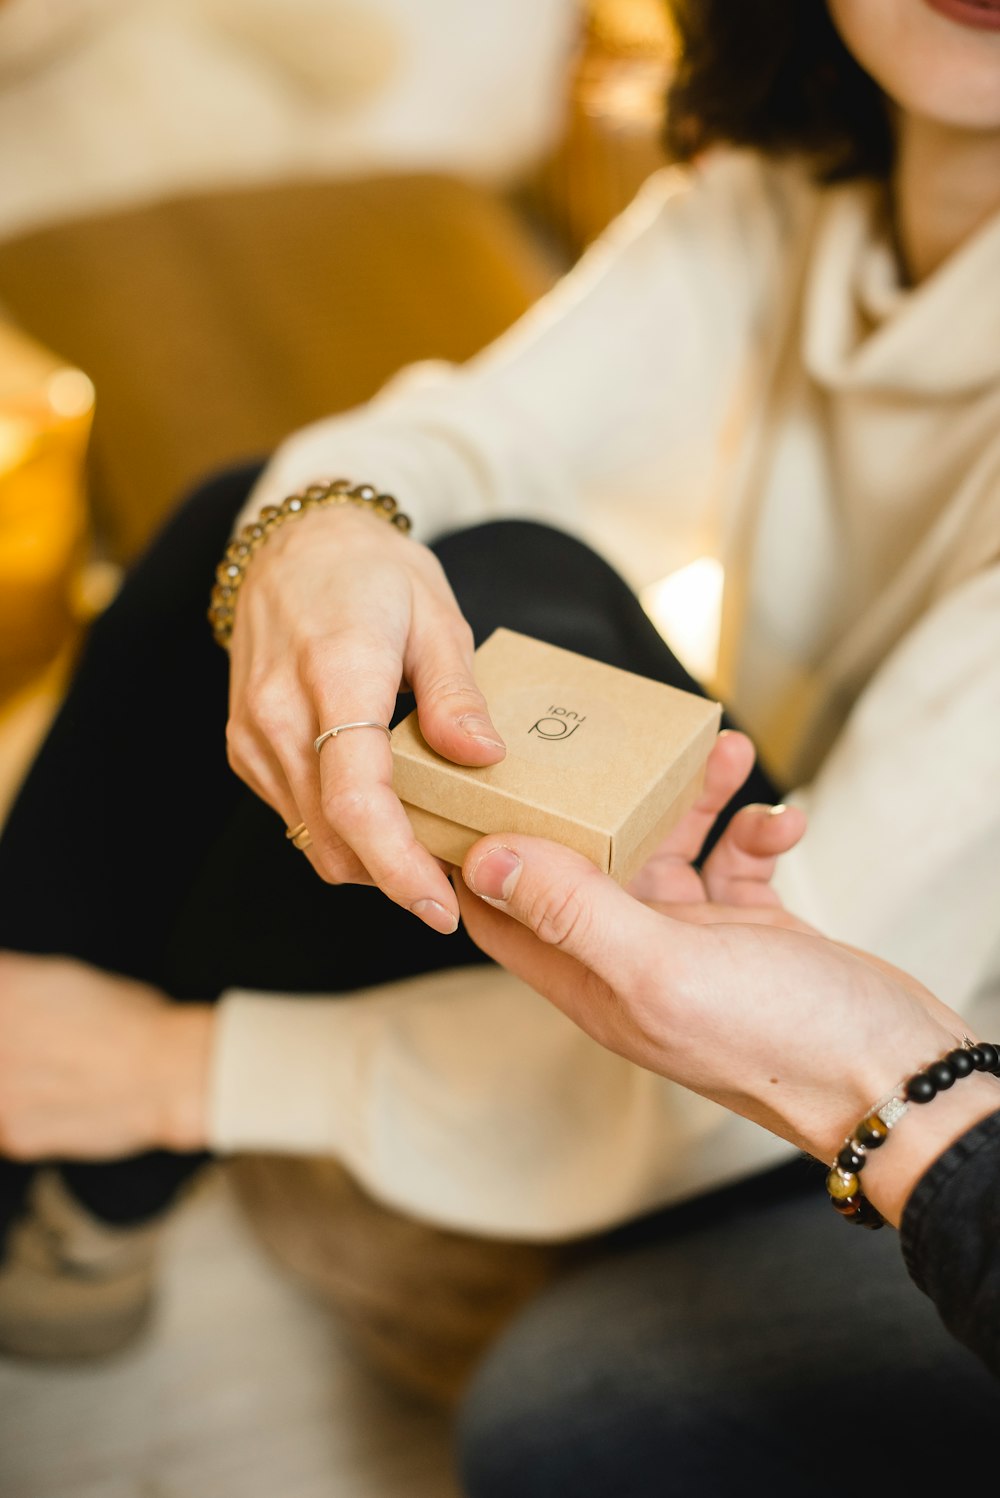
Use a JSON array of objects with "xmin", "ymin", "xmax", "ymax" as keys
[
  {"xmin": 641, "ymin": 556, "xmax": 724, "ymax": 687},
  {"xmin": 46, "ymin": 367, "xmax": 96, "ymax": 420},
  {"xmin": 0, "ymin": 325, "xmax": 95, "ymax": 719},
  {"xmin": 0, "ymin": 414, "xmax": 34, "ymax": 474}
]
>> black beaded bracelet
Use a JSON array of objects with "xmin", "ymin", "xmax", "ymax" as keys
[
  {"xmin": 826, "ymin": 1038, "xmax": 1000, "ymax": 1230},
  {"xmin": 208, "ymin": 478, "xmax": 412, "ymax": 650}
]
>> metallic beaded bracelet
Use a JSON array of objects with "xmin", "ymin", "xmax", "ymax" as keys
[
  {"xmin": 826, "ymin": 1037, "xmax": 1000, "ymax": 1230},
  {"xmin": 208, "ymin": 478, "xmax": 413, "ymax": 650}
]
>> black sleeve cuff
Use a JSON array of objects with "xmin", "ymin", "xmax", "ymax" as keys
[{"xmin": 900, "ymin": 1107, "xmax": 1000, "ymax": 1379}]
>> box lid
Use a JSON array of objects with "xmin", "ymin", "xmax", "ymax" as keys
[{"xmin": 391, "ymin": 628, "xmax": 721, "ymax": 878}]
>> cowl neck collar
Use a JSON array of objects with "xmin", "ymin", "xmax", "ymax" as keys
[{"xmin": 802, "ymin": 179, "xmax": 1000, "ymax": 395}]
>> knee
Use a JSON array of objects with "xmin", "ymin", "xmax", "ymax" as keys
[
  {"xmin": 433, "ymin": 518, "xmax": 623, "ymax": 600},
  {"xmin": 456, "ymin": 1344, "xmax": 573, "ymax": 1498},
  {"xmin": 433, "ymin": 519, "xmax": 641, "ymax": 662},
  {"xmin": 455, "ymin": 1311, "xmax": 634, "ymax": 1498}
]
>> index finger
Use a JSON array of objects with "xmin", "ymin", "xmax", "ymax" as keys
[{"xmin": 311, "ymin": 656, "xmax": 460, "ymax": 933}]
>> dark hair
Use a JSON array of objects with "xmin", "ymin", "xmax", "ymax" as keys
[{"xmin": 664, "ymin": 0, "xmax": 893, "ymax": 181}]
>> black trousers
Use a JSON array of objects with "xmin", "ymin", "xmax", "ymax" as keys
[{"xmin": 0, "ymin": 463, "xmax": 776, "ymax": 1242}]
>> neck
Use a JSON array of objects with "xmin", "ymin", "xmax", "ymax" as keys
[{"xmin": 890, "ymin": 112, "xmax": 1000, "ymax": 285}]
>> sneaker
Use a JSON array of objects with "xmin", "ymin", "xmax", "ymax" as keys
[{"xmin": 0, "ymin": 1170, "xmax": 162, "ymax": 1361}]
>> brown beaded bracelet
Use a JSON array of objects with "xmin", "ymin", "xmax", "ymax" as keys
[
  {"xmin": 826, "ymin": 1038, "xmax": 1000, "ymax": 1230},
  {"xmin": 207, "ymin": 478, "xmax": 413, "ymax": 650}
]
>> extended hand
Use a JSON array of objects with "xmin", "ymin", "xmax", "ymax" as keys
[{"xmin": 455, "ymin": 817, "xmax": 955, "ymax": 1167}]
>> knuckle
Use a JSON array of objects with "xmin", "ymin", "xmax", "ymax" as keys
[
  {"xmin": 422, "ymin": 670, "xmax": 483, "ymax": 712},
  {"xmin": 224, "ymin": 718, "xmax": 253, "ymax": 770},
  {"xmin": 298, "ymin": 636, "xmax": 343, "ymax": 695},
  {"xmin": 301, "ymin": 635, "xmax": 398, "ymax": 706},
  {"xmin": 244, "ymin": 674, "xmax": 292, "ymax": 737},
  {"xmin": 321, "ymin": 783, "xmax": 372, "ymax": 832},
  {"xmin": 450, "ymin": 616, "xmax": 475, "ymax": 657},
  {"xmin": 413, "ymin": 547, "xmax": 449, "ymax": 587},
  {"xmin": 530, "ymin": 879, "xmax": 593, "ymax": 951}
]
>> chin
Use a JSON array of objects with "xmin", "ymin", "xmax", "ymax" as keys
[{"xmin": 828, "ymin": 0, "xmax": 1000, "ymax": 134}]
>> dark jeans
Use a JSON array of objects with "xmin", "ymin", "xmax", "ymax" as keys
[
  {"xmin": 0, "ymin": 461, "xmax": 774, "ymax": 1242},
  {"xmin": 456, "ymin": 1158, "xmax": 1000, "ymax": 1497}
]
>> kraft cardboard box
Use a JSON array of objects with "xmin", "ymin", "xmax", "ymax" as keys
[{"xmin": 391, "ymin": 628, "xmax": 722, "ymax": 885}]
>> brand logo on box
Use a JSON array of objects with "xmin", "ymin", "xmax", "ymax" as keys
[
  {"xmin": 500, "ymin": 686, "xmax": 611, "ymax": 767},
  {"xmin": 528, "ymin": 705, "xmax": 587, "ymax": 741}
]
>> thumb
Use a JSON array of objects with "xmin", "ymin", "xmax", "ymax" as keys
[
  {"xmin": 406, "ymin": 613, "xmax": 507, "ymax": 768},
  {"xmin": 462, "ymin": 834, "xmax": 675, "ymax": 990}
]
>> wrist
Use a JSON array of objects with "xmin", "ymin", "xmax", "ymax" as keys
[
  {"xmin": 209, "ymin": 479, "xmax": 412, "ymax": 650},
  {"xmin": 151, "ymin": 1004, "xmax": 215, "ymax": 1151},
  {"xmin": 797, "ymin": 1017, "xmax": 959, "ymax": 1169},
  {"xmin": 859, "ymin": 1071, "xmax": 1000, "ymax": 1227},
  {"xmin": 822, "ymin": 1035, "xmax": 1000, "ymax": 1231}
]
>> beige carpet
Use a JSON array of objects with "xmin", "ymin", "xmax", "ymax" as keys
[{"xmin": 0, "ymin": 1167, "xmax": 463, "ymax": 1498}]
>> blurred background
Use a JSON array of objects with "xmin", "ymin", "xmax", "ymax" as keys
[
  {"xmin": 0, "ymin": 0, "xmax": 694, "ymax": 817},
  {"xmin": 0, "ymin": 6, "xmax": 697, "ymax": 1493}
]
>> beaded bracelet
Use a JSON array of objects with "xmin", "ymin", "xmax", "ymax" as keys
[
  {"xmin": 208, "ymin": 478, "xmax": 413, "ymax": 650},
  {"xmin": 826, "ymin": 1038, "xmax": 1000, "ymax": 1229}
]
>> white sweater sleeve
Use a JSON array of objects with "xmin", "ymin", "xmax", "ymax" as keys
[
  {"xmin": 203, "ymin": 155, "xmax": 812, "ymax": 1240},
  {"xmin": 208, "ymin": 964, "xmax": 798, "ymax": 1241},
  {"xmin": 772, "ymin": 564, "xmax": 1000, "ymax": 1023},
  {"xmin": 232, "ymin": 151, "xmax": 795, "ymax": 591}
]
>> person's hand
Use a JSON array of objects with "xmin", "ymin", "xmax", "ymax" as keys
[
  {"xmin": 454, "ymin": 828, "xmax": 967, "ymax": 1180},
  {"xmin": 0, "ymin": 952, "xmax": 212, "ymax": 1160},
  {"xmin": 624, "ymin": 728, "xmax": 808, "ymax": 918},
  {"xmin": 225, "ymin": 504, "xmax": 506, "ymax": 935}
]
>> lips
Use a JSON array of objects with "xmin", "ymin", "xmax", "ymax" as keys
[{"xmin": 924, "ymin": 0, "xmax": 1000, "ymax": 29}]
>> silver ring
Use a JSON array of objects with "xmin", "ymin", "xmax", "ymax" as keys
[{"xmin": 314, "ymin": 720, "xmax": 392, "ymax": 753}]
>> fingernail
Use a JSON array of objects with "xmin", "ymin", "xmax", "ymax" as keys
[
  {"xmin": 468, "ymin": 847, "xmax": 522, "ymax": 902},
  {"xmin": 768, "ymin": 803, "xmax": 788, "ymax": 817},
  {"xmin": 458, "ymin": 714, "xmax": 506, "ymax": 750},
  {"xmin": 410, "ymin": 898, "xmax": 459, "ymax": 935}
]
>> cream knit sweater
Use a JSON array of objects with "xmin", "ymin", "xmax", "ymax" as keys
[{"xmin": 208, "ymin": 150, "xmax": 1000, "ymax": 1240}]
